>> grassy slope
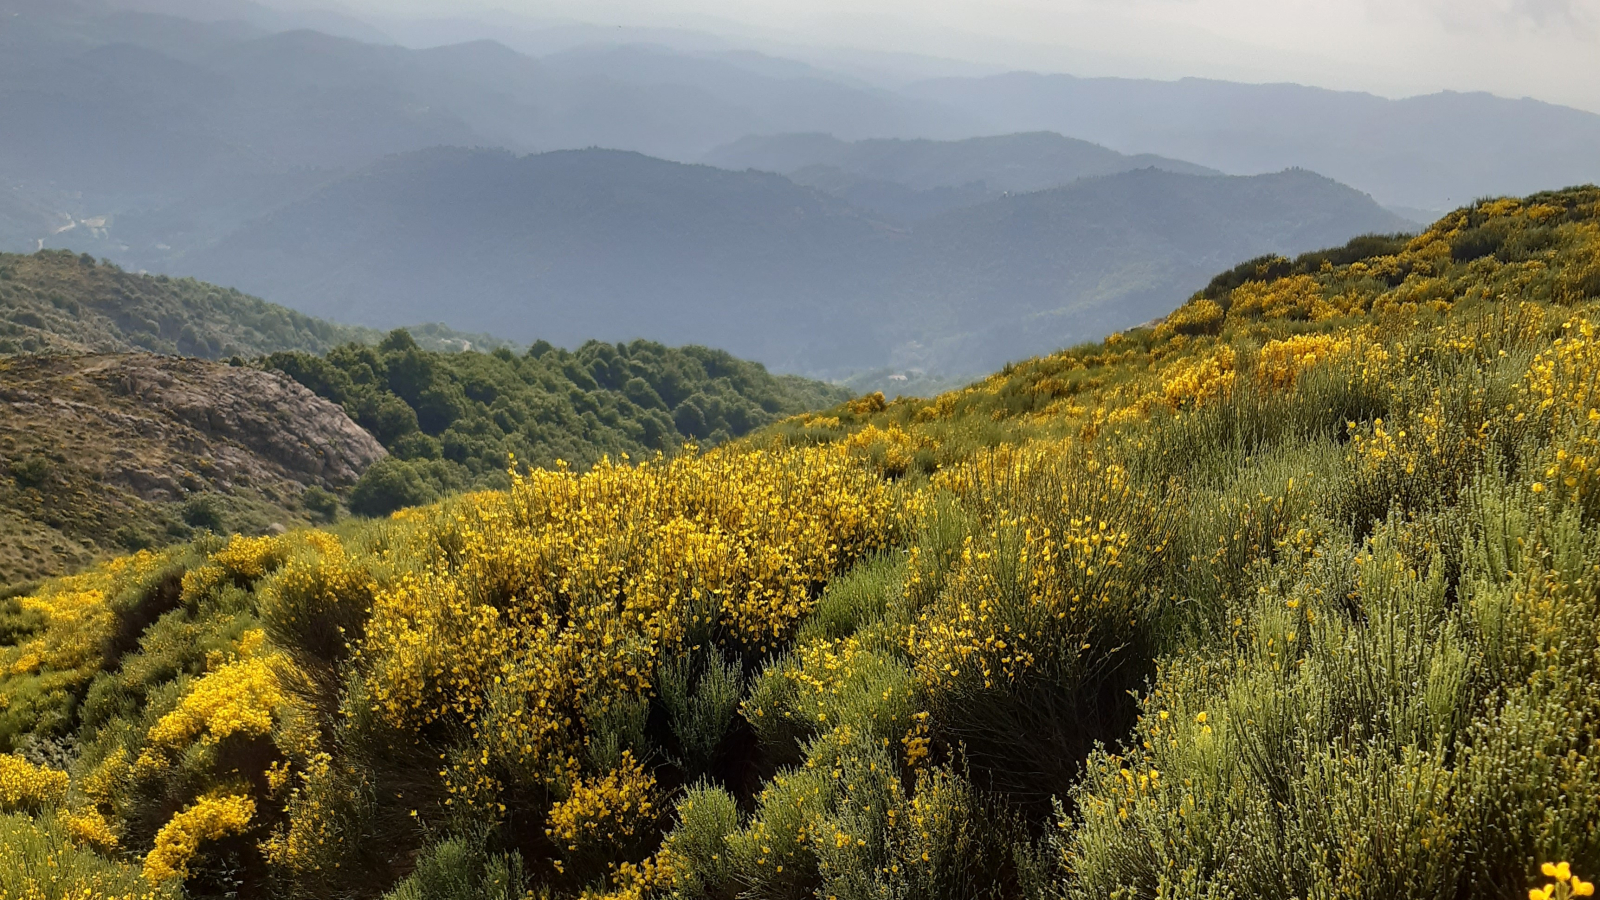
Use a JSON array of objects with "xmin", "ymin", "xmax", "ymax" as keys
[{"xmin": 3, "ymin": 188, "xmax": 1600, "ymax": 900}]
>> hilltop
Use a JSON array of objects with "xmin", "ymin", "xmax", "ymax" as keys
[
  {"xmin": 0, "ymin": 249, "xmax": 513, "ymax": 357},
  {"xmin": 4, "ymin": 190, "xmax": 1600, "ymax": 900},
  {"xmin": 183, "ymin": 148, "xmax": 1410, "ymax": 376}
]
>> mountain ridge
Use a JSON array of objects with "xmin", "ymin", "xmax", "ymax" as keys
[{"xmin": 181, "ymin": 147, "xmax": 1412, "ymax": 376}]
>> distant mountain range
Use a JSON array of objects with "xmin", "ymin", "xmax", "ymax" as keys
[
  {"xmin": 703, "ymin": 132, "xmax": 1221, "ymax": 222},
  {"xmin": 182, "ymin": 148, "xmax": 1412, "ymax": 376},
  {"xmin": 2, "ymin": 0, "xmax": 1598, "ymax": 229},
  {"xmin": 902, "ymin": 74, "xmax": 1600, "ymax": 214},
  {"xmin": 2, "ymin": 0, "xmax": 1594, "ymax": 376}
]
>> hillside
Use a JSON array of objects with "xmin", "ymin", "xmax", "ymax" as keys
[
  {"xmin": 0, "ymin": 249, "xmax": 513, "ymax": 357},
  {"xmin": 263, "ymin": 330, "xmax": 852, "ymax": 514},
  {"xmin": 703, "ymin": 131, "xmax": 1221, "ymax": 221},
  {"xmin": 0, "ymin": 353, "xmax": 385, "ymax": 588},
  {"xmin": 183, "ymin": 149, "xmax": 1411, "ymax": 376},
  {"xmin": 3, "ymin": 190, "xmax": 1599, "ymax": 900}
]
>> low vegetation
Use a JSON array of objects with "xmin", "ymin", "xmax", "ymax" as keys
[{"xmin": 2, "ymin": 188, "xmax": 1600, "ymax": 899}]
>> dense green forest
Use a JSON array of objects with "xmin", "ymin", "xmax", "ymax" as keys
[
  {"xmin": 263, "ymin": 331, "xmax": 851, "ymax": 515},
  {"xmin": 0, "ymin": 249, "xmax": 511, "ymax": 358},
  {"xmin": 5, "ymin": 190, "xmax": 1600, "ymax": 900}
]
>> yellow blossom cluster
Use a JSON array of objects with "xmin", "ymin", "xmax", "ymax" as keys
[
  {"xmin": 1532, "ymin": 862, "xmax": 1596, "ymax": 899},
  {"xmin": 844, "ymin": 424, "xmax": 928, "ymax": 477},
  {"xmin": 0, "ymin": 813, "xmax": 167, "ymax": 900},
  {"xmin": 5, "ymin": 550, "xmax": 167, "ymax": 678},
  {"xmin": 61, "ymin": 808, "xmax": 121, "ymax": 851},
  {"xmin": 139, "ymin": 652, "xmax": 286, "ymax": 764},
  {"xmin": 0, "ymin": 753, "xmax": 69, "ymax": 810},
  {"xmin": 1154, "ymin": 297, "xmax": 1224, "ymax": 339},
  {"xmin": 141, "ymin": 793, "xmax": 255, "ymax": 883},
  {"xmin": 1524, "ymin": 317, "xmax": 1600, "ymax": 506},
  {"xmin": 1255, "ymin": 333, "xmax": 1354, "ymax": 388},
  {"xmin": 1160, "ymin": 346, "xmax": 1237, "ymax": 409},
  {"xmin": 1226, "ymin": 274, "xmax": 1324, "ymax": 321},
  {"xmin": 546, "ymin": 752, "xmax": 658, "ymax": 852},
  {"xmin": 908, "ymin": 450, "xmax": 1172, "ymax": 691}
]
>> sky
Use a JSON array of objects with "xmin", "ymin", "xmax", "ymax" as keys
[{"xmin": 338, "ymin": 0, "xmax": 1600, "ymax": 113}]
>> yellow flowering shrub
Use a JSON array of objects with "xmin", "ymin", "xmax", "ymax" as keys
[
  {"xmin": 5, "ymin": 550, "xmax": 167, "ymax": 678},
  {"xmin": 1524, "ymin": 317, "xmax": 1600, "ymax": 512},
  {"xmin": 1227, "ymin": 274, "xmax": 1324, "ymax": 321},
  {"xmin": 908, "ymin": 450, "xmax": 1174, "ymax": 692},
  {"xmin": 1161, "ymin": 345, "xmax": 1236, "ymax": 408},
  {"xmin": 210, "ymin": 534, "xmax": 288, "ymax": 580},
  {"xmin": 140, "ymin": 653, "xmax": 287, "ymax": 758},
  {"xmin": 844, "ymin": 423, "xmax": 927, "ymax": 477},
  {"xmin": 0, "ymin": 812, "xmax": 169, "ymax": 900},
  {"xmin": 1155, "ymin": 298, "xmax": 1225, "ymax": 339},
  {"xmin": 546, "ymin": 752, "xmax": 658, "ymax": 852},
  {"xmin": 141, "ymin": 793, "xmax": 255, "ymax": 883},
  {"xmin": 61, "ymin": 808, "xmax": 121, "ymax": 851},
  {"xmin": 1256, "ymin": 333, "xmax": 1353, "ymax": 388},
  {"xmin": 0, "ymin": 753, "xmax": 69, "ymax": 810}
]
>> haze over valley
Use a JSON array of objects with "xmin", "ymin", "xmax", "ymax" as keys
[{"xmin": 5, "ymin": 0, "xmax": 1600, "ymax": 378}]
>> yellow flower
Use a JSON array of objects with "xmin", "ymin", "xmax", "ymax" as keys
[{"xmin": 1574, "ymin": 879, "xmax": 1596, "ymax": 897}]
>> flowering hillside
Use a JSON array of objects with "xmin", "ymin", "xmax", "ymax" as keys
[{"xmin": 3, "ymin": 187, "xmax": 1600, "ymax": 899}]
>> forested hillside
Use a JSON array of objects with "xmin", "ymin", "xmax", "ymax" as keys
[
  {"xmin": 264, "ymin": 331, "xmax": 851, "ymax": 515},
  {"xmin": 185, "ymin": 149, "xmax": 1410, "ymax": 375},
  {"xmin": 4, "ymin": 188, "xmax": 1600, "ymax": 900},
  {"xmin": 0, "ymin": 249, "xmax": 508, "ymax": 358}
]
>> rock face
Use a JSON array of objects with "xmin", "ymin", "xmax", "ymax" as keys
[
  {"xmin": 104, "ymin": 357, "xmax": 385, "ymax": 490},
  {"xmin": 0, "ymin": 354, "xmax": 385, "ymax": 585}
]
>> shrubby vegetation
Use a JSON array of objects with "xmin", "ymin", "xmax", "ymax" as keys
[
  {"xmin": 3, "ymin": 188, "xmax": 1600, "ymax": 898},
  {"xmin": 265, "ymin": 332, "xmax": 850, "ymax": 514}
]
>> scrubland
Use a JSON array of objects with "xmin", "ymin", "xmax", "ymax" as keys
[{"xmin": 4, "ymin": 189, "xmax": 1600, "ymax": 899}]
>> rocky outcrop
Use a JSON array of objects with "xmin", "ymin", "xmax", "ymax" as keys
[
  {"xmin": 0, "ymin": 354, "xmax": 386, "ymax": 585},
  {"xmin": 101, "ymin": 357, "xmax": 385, "ymax": 487}
]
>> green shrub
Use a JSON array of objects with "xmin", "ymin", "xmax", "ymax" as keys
[{"xmin": 349, "ymin": 458, "xmax": 438, "ymax": 517}]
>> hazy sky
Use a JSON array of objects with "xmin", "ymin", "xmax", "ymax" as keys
[{"xmin": 342, "ymin": 0, "xmax": 1600, "ymax": 113}]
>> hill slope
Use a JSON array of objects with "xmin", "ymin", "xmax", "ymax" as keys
[
  {"xmin": 0, "ymin": 353, "xmax": 385, "ymax": 587},
  {"xmin": 4, "ymin": 191, "xmax": 1600, "ymax": 900},
  {"xmin": 184, "ymin": 148, "xmax": 1411, "ymax": 376},
  {"xmin": 703, "ymin": 131, "xmax": 1221, "ymax": 221},
  {"xmin": 0, "ymin": 249, "xmax": 512, "ymax": 357}
]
